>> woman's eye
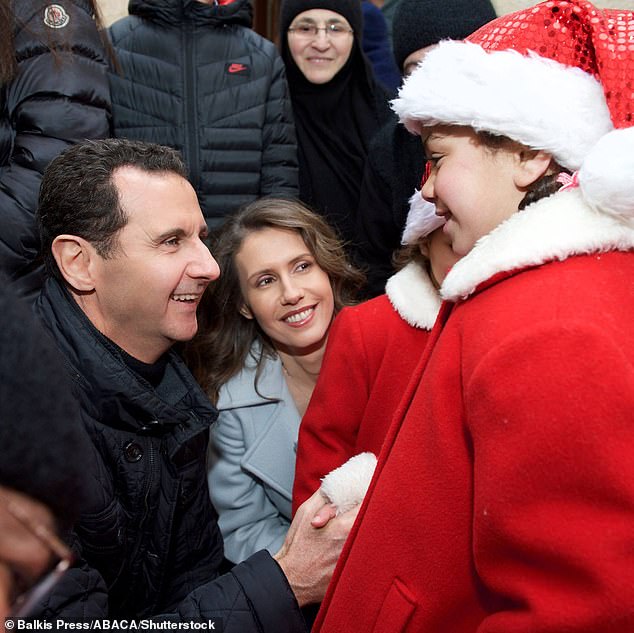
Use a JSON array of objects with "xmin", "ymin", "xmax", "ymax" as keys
[
  {"xmin": 296, "ymin": 261, "xmax": 311, "ymax": 272},
  {"xmin": 257, "ymin": 276, "xmax": 274, "ymax": 287}
]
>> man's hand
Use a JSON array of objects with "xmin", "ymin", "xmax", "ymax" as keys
[{"xmin": 273, "ymin": 489, "xmax": 358, "ymax": 606}]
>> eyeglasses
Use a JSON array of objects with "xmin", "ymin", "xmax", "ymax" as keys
[
  {"xmin": 420, "ymin": 161, "xmax": 432, "ymax": 188},
  {"xmin": 288, "ymin": 22, "xmax": 354, "ymax": 40},
  {"xmin": 3, "ymin": 497, "xmax": 75, "ymax": 618}
]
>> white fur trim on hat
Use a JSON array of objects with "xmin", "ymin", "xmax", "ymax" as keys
[
  {"xmin": 401, "ymin": 189, "xmax": 444, "ymax": 244},
  {"xmin": 391, "ymin": 40, "xmax": 613, "ymax": 171},
  {"xmin": 320, "ymin": 452, "xmax": 377, "ymax": 515}
]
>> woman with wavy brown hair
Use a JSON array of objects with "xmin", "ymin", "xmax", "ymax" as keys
[{"xmin": 186, "ymin": 196, "xmax": 363, "ymax": 564}]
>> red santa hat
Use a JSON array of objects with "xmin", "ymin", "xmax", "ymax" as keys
[{"xmin": 392, "ymin": 1, "xmax": 634, "ymax": 222}]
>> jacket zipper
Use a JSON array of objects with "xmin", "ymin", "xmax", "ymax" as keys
[{"xmin": 183, "ymin": 19, "xmax": 200, "ymax": 195}]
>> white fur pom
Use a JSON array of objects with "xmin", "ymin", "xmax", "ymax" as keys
[
  {"xmin": 579, "ymin": 127, "xmax": 634, "ymax": 222},
  {"xmin": 401, "ymin": 189, "xmax": 444, "ymax": 245},
  {"xmin": 320, "ymin": 452, "xmax": 377, "ymax": 515}
]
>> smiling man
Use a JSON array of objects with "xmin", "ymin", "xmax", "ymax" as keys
[{"xmin": 33, "ymin": 138, "xmax": 355, "ymax": 630}]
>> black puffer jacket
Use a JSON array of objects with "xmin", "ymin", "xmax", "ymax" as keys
[
  {"xmin": 0, "ymin": 0, "xmax": 111, "ymax": 299},
  {"xmin": 108, "ymin": 0, "xmax": 298, "ymax": 226},
  {"xmin": 35, "ymin": 278, "xmax": 307, "ymax": 633}
]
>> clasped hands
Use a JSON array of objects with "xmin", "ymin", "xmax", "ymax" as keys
[{"xmin": 273, "ymin": 489, "xmax": 359, "ymax": 607}]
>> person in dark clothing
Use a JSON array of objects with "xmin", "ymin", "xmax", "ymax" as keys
[
  {"xmin": 0, "ymin": 280, "xmax": 95, "ymax": 620},
  {"xmin": 361, "ymin": 0, "xmax": 400, "ymax": 93},
  {"xmin": 279, "ymin": 0, "xmax": 392, "ymax": 249},
  {"xmin": 108, "ymin": 0, "xmax": 298, "ymax": 228},
  {"xmin": 32, "ymin": 138, "xmax": 356, "ymax": 630},
  {"xmin": 355, "ymin": 0, "xmax": 497, "ymax": 297},
  {"xmin": 0, "ymin": 0, "xmax": 111, "ymax": 301}
]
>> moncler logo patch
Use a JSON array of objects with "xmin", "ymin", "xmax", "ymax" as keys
[
  {"xmin": 226, "ymin": 62, "xmax": 249, "ymax": 76},
  {"xmin": 43, "ymin": 4, "xmax": 70, "ymax": 29}
]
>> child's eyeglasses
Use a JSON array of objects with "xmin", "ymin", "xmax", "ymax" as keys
[{"xmin": 420, "ymin": 161, "xmax": 432, "ymax": 189}]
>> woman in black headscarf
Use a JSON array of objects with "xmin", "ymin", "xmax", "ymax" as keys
[{"xmin": 279, "ymin": 0, "xmax": 392, "ymax": 248}]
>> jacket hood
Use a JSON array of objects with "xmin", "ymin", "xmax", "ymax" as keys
[
  {"xmin": 128, "ymin": 0, "xmax": 253, "ymax": 28},
  {"xmin": 441, "ymin": 189, "xmax": 634, "ymax": 302}
]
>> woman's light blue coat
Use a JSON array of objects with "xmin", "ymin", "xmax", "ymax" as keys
[{"xmin": 208, "ymin": 345, "xmax": 300, "ymax": 563}]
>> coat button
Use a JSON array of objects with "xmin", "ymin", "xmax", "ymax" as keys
[{"xmin": 124, "ymin": 441, "xmax": 143, "ymax": 463}]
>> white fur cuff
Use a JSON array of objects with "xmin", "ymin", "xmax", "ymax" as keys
[{"xmin": 320, "ymin": 452, "xmax": 378, "ymax": 515}]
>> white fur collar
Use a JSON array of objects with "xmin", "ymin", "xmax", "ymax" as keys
[
  {"xmin": 385, "ymin": 261, "xmax": 441, "ymax": 330},
  {"xmin": 441, "ymin": 189, "xmax": 634, "ymax": 302}
]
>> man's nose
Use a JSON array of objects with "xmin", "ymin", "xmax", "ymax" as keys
[{"xmin": 192, "ymin": 240, "xmax": 220, "ymax": 281}]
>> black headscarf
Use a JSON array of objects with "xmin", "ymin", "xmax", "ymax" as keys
[{"xmin": 280, "ymin": 0, "xmax": 391, "ymax": 245}]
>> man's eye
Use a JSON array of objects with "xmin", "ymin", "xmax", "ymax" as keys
[{"xmin": 164, "ymin": 238, "xmax": 180, "ymax": 247}]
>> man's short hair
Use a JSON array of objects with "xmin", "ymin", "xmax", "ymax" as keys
[
  {"xmin": 37, "ymin": 138, "xmax": 188, "ymax": 280},
  {"xmin": 0, "ymin": 279, "xmax": 92, "ymax": 527}
]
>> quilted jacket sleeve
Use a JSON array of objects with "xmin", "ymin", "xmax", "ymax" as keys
[
  {"xmin": 163, "ymin": 551, "xmax": 308, "ymax": 633},
  {"xmin": 259, "ymin": 53, "xmax": 298, "ymax": 198},
  {"xmin": 0, "ymin": 0, "xmax": 111, "ymax": 298},
  {"xmin": 39, "ymin": 550, "xmax": 307, "ymax": 633}
]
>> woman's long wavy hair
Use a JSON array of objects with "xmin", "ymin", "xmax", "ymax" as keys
[
  {"xmin": 185, "ymin": 197, "xmax": 365, "ymax": 404},
  {"xmin": 0, "ymin": 0, "xmax": 109, "ymax": 84},
  {"xmin": 0, "ymin": 0, "xmax": 15, "ymax": 83}
]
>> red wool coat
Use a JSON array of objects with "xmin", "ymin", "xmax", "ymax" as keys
[
  {"xmin": 292, "ymin": 262, "xmax": 440, "ymax": 512},
  {"xmin": 315, "ymin": 190, "xmax": 634, "ymax": 633}
]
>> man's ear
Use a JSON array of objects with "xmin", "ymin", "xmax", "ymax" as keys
[
  {"xmin": 239, "ymin": 303, "xmax": 254, "ymax": 320},
  {"xmin": 51, "ymin": 235, "xmax": 96, "ymax": 292},
  {"xmin": 514, "ymin": 149, "xmax": 553, "ymax": 188}
]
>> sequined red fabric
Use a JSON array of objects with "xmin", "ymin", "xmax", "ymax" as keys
[{"xmin": 467, "ymin": 1, "xmax": 634, "ymax": 127}]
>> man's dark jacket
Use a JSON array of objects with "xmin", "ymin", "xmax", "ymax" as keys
[
  {"xmin": 34, "ymin": 278, "xmax": 307, "ymax": 633},
  {"xmin": 108, "ymin": 0, "xmax": 298, "ymax": 226}
]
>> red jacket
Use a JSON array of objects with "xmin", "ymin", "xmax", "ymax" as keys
[
  {"xmin": 315, "ymin": 190, "xmax": 634, "ymax": 633},
  {"xmin": 292, "ymin": 262, "xmax": 440, "ymax": 511}
]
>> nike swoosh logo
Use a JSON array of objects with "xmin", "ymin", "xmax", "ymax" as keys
[{"xmin": 228, "ymin": 63, "xmax": 247, "ymax": 73}]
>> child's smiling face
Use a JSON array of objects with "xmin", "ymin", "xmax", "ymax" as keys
[{"xmin": 421, "ymin": 126, "xmax": 529, "ymax": 257}]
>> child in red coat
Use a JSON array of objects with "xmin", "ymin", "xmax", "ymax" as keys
[
  {"xmin": 292, "ymin": 192, "xmax": 459, "ymax": 510},
  {"xmin": 313, "ymin": 2, "xmax": 634, "ymax": 632}
]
